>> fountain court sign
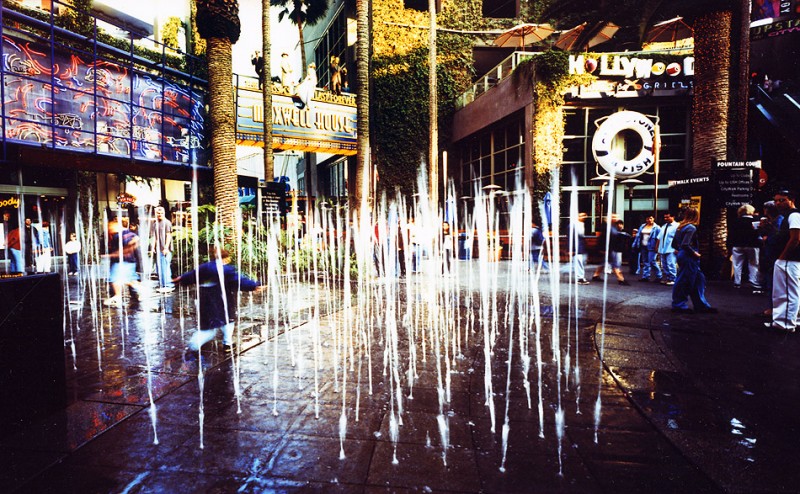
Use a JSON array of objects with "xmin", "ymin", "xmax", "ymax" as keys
[{"xmin": 236, "ymin": 79, "xmax": 357, "ymax": 156}]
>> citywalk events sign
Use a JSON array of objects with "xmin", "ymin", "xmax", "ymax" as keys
[
  {"xmin": 567, "ymin": 54, "xmax": 694, "ymax": 99},
  {"xmin": 236, "ymin": 84, "xmax": 357, "ymax": 156}
]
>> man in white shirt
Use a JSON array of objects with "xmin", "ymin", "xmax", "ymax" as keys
[
  {"xmin": 766, "ymin": 190, "xmax": 800, "ymax": 332},
  {"xmin": 656, "ymin": 213, "xmax": 678, "ymax": 285}
]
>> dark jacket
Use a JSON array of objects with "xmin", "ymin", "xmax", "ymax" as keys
[
  {"xmin": 728, "ymin": 215, "xmax": 760, "ymax": 248},
  {"xmin": 176, "ymin": 260, "xmax": 260, "ymax": 329}
]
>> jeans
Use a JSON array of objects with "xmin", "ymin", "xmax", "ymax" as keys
[
  {"xmin": 189, "ymin": 322, "xmax": 235, "ymax": 350},
  {"xmin": 68, "ymin": 253, "xmax": 79, "ymax": 273},
  {"xmin": 9, "ymin": 248, "xmax": 23, "ymax": 273},
  {"xmin": 659, "ymin": 251, "xmax": 677, "ymax": 281},
  {"xmin": 672, "ymin": 250, "xmax": 712, "ymax": 310},
  {"xmin": 157, "ymin": 250, "xmax": 173, "ymax": 288},
  {"xmin": 640, "ymin": 249, "xmax": 662, "ymax": 280},
  {"xmin": 573, "ymin": 253, "xmax": 586, "ymax": 280}
]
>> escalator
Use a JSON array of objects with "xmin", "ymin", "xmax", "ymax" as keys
[{"xmin": 751, "ymin": 85, "xmax": 800, "ymax": 157}]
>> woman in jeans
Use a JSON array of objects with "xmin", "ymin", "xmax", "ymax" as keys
[{"xmin": 671, "ymin": 207, "xmax": 717, "ymax": 314}]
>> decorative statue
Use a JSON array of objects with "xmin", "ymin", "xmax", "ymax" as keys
[
  {"xmin": 280, "ymin": 52, "xmax": 295, "ymax": 91},
  {"xmin": 295, "ymin": 63, "xmax": 317, "ymax": 109},
  {"xmin": 251, "ymin": 51, "xmax": 264, "ymax": 90},
  {"xmin": 330, "ymin": 55, "xmax": 342, "ymax": 96}
]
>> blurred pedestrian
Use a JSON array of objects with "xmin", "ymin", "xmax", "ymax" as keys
[
  {"xmin": 174, "ymin": 248, "xmax": 264, "ymax": 351},
  {"xmin": 671, "ymin": 207, "xmax": 717, "ymax": 314},
  {"xmin": 64, "ymin": 232, "xmax": 81, "ymax": 275},
  {"xmin": 571, "ymin": 212, "xmax": 590, "ymax": 284},
  {"xmin": 632, "ymin": 215, "xmax": 662, "ymax": 282},
  {"xmin": 529, "ymin": 221, "xmax": 547, "ymax": 272},
  {"xmin": 105, "ymin": 217, "xmax": 144, "ymax": 307},
  {"xmin": 728, "ymin": 204, "xmax": 762, "ymax": 293},
  {"xmin": 656, "ymin": 212, "xmax": 678, "ymax": 285},
  {"xmin": 765, "ymin": 190, "xmax": 800, "ymax": 332},
  {"xmin": 34, "ymin": 220, "xmax": 53, "ymax": 273},
  {"xmin": 592, "ymin": 218, "xmax": 630, "ymax": 285}
]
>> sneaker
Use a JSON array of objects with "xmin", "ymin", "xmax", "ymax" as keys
[
  {"xmin": 733, "ymin": 284, "xmax": 741, "ymax": 289},
  {"xmin": 591, "ymin": 275, "xmax": 602, "ymax": 281},
  {"xmin": 665, "ymin": 281, "xmax": 675, "ymax": 286},
  {"xmin": 158, "ymin": 286, "xmax": 175, "ymax": 293},
  {"xmin": 577, "ymin": 279, "xmax": 591, "ymax": 285},
  {"xmin": 764, "ymin": 322, "xmax": 796, "ymax": 333},
  {"xmin": 104, "ymin": 297, "xmax": 122, "ymax": 307},
  {"xmin": 618, "ymin": 280, "xmax": 630, "ymax": 286},
  {"xmin": 671, "ymin": 307, "xmax": 693, "ymax": 314}
]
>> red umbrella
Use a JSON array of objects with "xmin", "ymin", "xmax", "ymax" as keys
[
  {"xmin": 645, "ymin": 16, "xmax": 694, "ymax": 43},
  {"xmin": 554, "ymin": 21, "xmax": 620, "ymax": 51},
  {"xmin": 494, "ymin": 23, "xmax": 555, "ymax": 50}
]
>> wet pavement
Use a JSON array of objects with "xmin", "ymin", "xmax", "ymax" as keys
[{"xmin": 2, "ymin": 261, "xmax": 797, "ymax": 493}]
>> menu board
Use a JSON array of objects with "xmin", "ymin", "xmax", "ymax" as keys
[{"xmin": 715, "ymin": 161, "xmax": 761, "ymax": 208}]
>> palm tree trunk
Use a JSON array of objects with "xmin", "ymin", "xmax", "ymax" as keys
[
  {"xmin": 298, "ymin": 24, "xmax": 307, "ymax": 78},
  {"xmin": 208, "ymin": 36, "xmax": 238, "ymax": 234},
  {"xmin": 692, "ymin": 9, "xmax": 732, "ymax": 276},
  {"xmin": 262, "ymin": 0, "xmax": 274, "ymax": 184},
  {"xmin": 353, "ymin": 0, "xmax": 370, "ymax": 208},
  {"xmin": 428, "ymin": 0, "xmax": 438, "ymax": 209}
]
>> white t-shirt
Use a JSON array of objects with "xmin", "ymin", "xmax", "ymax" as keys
[
  {"xmin": 64, "ymin": 239, "xmax": 81, "ymax": 255},
  {"xmin": 788, "ymin": 211, "xmax": 800, "ymax": 230}
]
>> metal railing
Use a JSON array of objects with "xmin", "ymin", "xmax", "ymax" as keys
[{"xmin": 456, "ymin": 51, "xmax": 537, "ymax": 109}]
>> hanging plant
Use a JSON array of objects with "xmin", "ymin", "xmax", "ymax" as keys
[{"xmin": 514, "ymin": 50, "xmax": 594, "ymax": 205}]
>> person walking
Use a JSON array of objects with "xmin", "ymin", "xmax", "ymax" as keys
[
  {"xmin": 728, "ymin": 204, "xmax": 762, "ymax": 293},
  {"xmin": 34, "ymin": 220, "xmax": 53, "ymax": 273},
  {"xmin": 757, "ymin": 201, "xmax": 783, "ymax": 318},
  {"xmin": 765, "ymin": 190, "xmax": 800, "ymax": 332},
  {"xmin": 632, "ymin": 215, "xmax": 662, "ymax": 282},
  {"xmin": 150, "ymin": 206, "xmax": 174, "ymax": 293},
  {"xmin": 174, "ymin": 248, "xmax": 264, "ymax": 352},
  {"xmin": 656, "ymin": 212, "xmax": 678, "ymax": 285},
  {"xmin": 671, "ymin": 207, "xmax": 717, "ymax": 314},
  {"xmin": 592, "ymin": 218, "xmax": 630, "ymax": 285},
  {"xmin": 529, "ymin": 221, "xmax": 548, "ymax": 272},
  {"xmin": 571, "ymin": 212, "xmax": 590, "ymax": 285},
  {"xmin": 105, "ymin": 217, "xmax": 144, "ymax": 307},
  {"xmin": 6, "ymin": 218, "xmax": 22, "ymax": 274},
  {"xmin": 64, "ymin": 232, "xmax": 81, "ymax": 276}
]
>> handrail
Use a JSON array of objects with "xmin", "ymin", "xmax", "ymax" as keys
[{"xmin": 456, "ymin": 51, "xmax": 537, "ymax": 109}]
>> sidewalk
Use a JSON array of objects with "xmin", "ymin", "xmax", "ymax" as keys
[{"xmin": 2, "ymin": 262, "xmax": 795, "ymax": 493}]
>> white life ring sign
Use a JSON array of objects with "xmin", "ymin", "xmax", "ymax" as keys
[{"xmin": 591, "ymin": 111, "xmax": 656, "ymax": 178}]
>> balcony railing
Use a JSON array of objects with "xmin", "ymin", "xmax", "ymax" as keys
[{"xmin": 456, "ymin": 51, "xmax": 537, "ymax": 109}]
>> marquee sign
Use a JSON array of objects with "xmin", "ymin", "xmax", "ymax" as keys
[
  {"xmin": 591, "ymin": 111, "xmax": 656, "ymax": 178},
  {"xmin": 568, "ymin": 54, "xmax": 694, "ymax": 99},
  {"xmin": 236, "ymin": 81, "xmax": 357, "ymax": 156}
]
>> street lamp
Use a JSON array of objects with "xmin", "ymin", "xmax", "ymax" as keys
[{"xmin": 620, "ymin": 178, "xmax": 643, "ymax": 224}]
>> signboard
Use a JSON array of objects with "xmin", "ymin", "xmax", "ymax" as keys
[
  {"xmin": 591, "ymin": 111, "xmax": 656, "ymax": 178},
  {"xmin": 261, "ymin": 182, "xmax": 287, "ymax": 217},
  {"xmin": 236, "ymin": 80, "xmax": 357, "ymax": 156},
  {"xmin": 568, "ymin": 54, "xmax": 694, "ymax": 99},
  {"xmin": 751, "ymin": 0, "xmax": 800, "ymax": 23},
  {"xmin": 714, "ymin": 161, "xmax": 762, "ymax": 207},
  {"xmin": 668, "ymin": 176, "xmax": 711, "ymax": 187}
]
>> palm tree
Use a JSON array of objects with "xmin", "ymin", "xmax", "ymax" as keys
[
  {"xmin": 262, "ymin": 0, "xmax": 274, "ymax": 184},
  {"xmin": 269, "ymin": 0, "xmax": 329, "ymax": 77},
  {"xmin": 689, "ymin": 3, "xmax": 735, "ymax": 275},
  {"xmin": 353, "ymin": 0, "xmax": 370, "ymax": 209},
  {"xmin": 195, "ymin": 0, "xmax": 241, "ymax": 233}
]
